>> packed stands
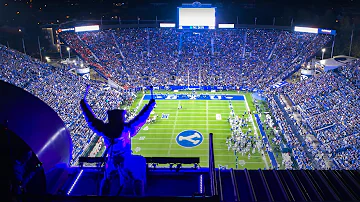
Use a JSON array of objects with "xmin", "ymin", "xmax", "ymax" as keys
[
  {"xmin": 60, "ymin": 28, "xmax": 331, "ymax": 89},
  {"xmin": 4, "ymin": 27, "xmax": 355, "ymax": 170},
  {"xmin": 0, "ymin": 44, "xmax": 134, "ymax": 165},
  {"xmin": 338, "ymin": 58, "xmax": 360, "ymax": 88},
  {"xmin": 281, "ymin": 71, "xmax": 360, "ymax": 170}
]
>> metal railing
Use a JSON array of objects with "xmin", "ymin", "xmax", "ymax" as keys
[{"xmin": 209, "ymin": 133, "xmax": 218, "ymax": 196}]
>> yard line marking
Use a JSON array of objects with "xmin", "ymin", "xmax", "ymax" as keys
[
  {"xmin": 134, "ymin": 94, "xmax": 145, "ymax": 113},
  {"xmin": 166, "ymin": 115, "xmax": 228, "ymax": 118},
  {"xmin": 133, "ymin": 137, "xmax": 229, "ymax": 140},
  {"xmin": 200, "ymin": 161, "xmax": 262, "ymax": 164},
  {"xmin": 158, "ymin": 108, "xmax": 246, "ymax": 111},
  {"xmin": 136, "ymin": 142, "xmax": 214, "ymax": 145},
  {"xmin": 243, "ymin": 94, "xmax": 269, "ymax": 169},
  {"xmin": 206, "ymin": 100, "xmax": 209, "ymax": 134},
  {"xmin": 132, "ymin": 153, "xmax": 264, "ymax": 157},
  {"xmin": 173, "ymin": 115, "xmax": 222, "ymax": 117},
  {"xmin": 145, "ymin": 94, "xmax": 247, "ymax": 96},
  {"xmin": 138, "ymin": 154, "xmax": 264, "ymax": 158},
  {"xmin": 168, "ymin": 100, "xmax": 180, "ymax": 156},
  {"xmin": 141, "ymin": 127, "xmax": 231, "ymax": 130},
  {"xmin": 157, "ymin": 103, "xmax": 234, "ymax": 106},
  {"xmin": 154, "ymin": 123, "xmax": 228, "ymax": 126}
]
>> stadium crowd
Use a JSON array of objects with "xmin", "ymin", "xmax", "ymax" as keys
[
  {"xmin": 60, "ymin": 28, "xmax": 331, "ymax": 90},
  {"xmin": 281, "ymin": 69, "xmax": 360, "ymax": 170},
  {"xmin": 0, "ymin": 44, "xmax": 135, "ymax": 165},
  {"xmin": 3, "ymin": 27, "xmax": 358, "ymax": 170},
  {"xmin": 338, "ymin": 58, "xmax": 360, "ymax": 88}
]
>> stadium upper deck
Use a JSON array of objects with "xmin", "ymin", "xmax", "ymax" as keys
[{"xmin": 59, "ymin": 28, "xmax": 331, "ymax": 90}]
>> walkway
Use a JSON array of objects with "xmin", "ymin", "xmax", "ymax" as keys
[{"xmin": 254, "ymin": 114, "xmax": 278, "ymax": 169}]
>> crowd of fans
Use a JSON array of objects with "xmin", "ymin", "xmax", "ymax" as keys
[
  {"xmin": 0, "ymin": 44, "xmax": 134, "ymax": 165},
  {"xmin": 60, "ymin": 28, "xmax": 331, "ymax": 90},
  {"xmin": 281, "ymin": 68, "xmax": 360, "ymax": 170},
  {"xmin": 338, "ymin": 59, "xmax": 360, "ymax": 88},
  {"xmin": 3, "ymin": 27, "xmax": 358, "ymax": 170},
  {"xmin": 266, "ymin": 94, "xmax": 316, "ymax": 169}
]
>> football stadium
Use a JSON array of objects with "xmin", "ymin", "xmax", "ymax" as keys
[
  {"xmin": 1, "ymin": 1, "xmax": 360, "ymax": 201},
  {"xmin": 132, "ymin": 92, "xmax": 269, "ymax": 169}
]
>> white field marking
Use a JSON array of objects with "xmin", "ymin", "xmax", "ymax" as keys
[
  {"xmin": 206, "ymin": 100, "xmax": 209, "ymax": 134},
  {"xmin": 137, "ymin": 132, "xmax": 241, "ymax": 136},
  {"xmin": 133, "ymin": 94, "xmax": 152, "ymax": 142},
  {"xmin": 200, "ymin": 161, "xmax": 264, "ymax": 164},
  {"xmin": 139, "ymin": 127, "xmax": 247, "ymax": 130},
  {"xmin": 158, "ymin": 108, "xmax": 246, "ymax": 111},
  {"xmin": 139, "ymin": 127, "xmax": 231, "ymax": 131},
  {"xmin": 243, "ymin": 94, "xmax": 269, "ymax": 169},
  {"xmin": 144, "ymin": 94, "xmax": 246, "ymax": 95},
  {"xmin": 154, "ymin": 118, "xmax": 224, "ymax": 121},
  {"xmin": 156, "ymin": 102, "xmax": 227, "ymax": 104},
  {"xmin": 159, "ymin": 105, "xmax": 246, "ymax": 108},
  {"xmin": 131, "ymin": 147, "xmax": 263, "ymax": 154},
  {"xmin": 176, "ymin": 111, "xmax": 233, "ymax": 112},
  {"xmin": 135, "ymin": 132, "xmax": 232, "ymax": 135},
  {"xmin": 133, "ymin": 137, "xmax": 231, "ymax": 140},
  {"xmin": 131, "ymin": 153, "xmax": 263, "ymax": 158},
  {"xmin": 158, "ymin": 103, "xmax": 235, "ymax": 106},
  {"xmin": 135, "ymin": 94, "xmax": 145, "ymax": 113},
  {"xmin": 168, "ymin": 100, "xmax": 180, "ymax": 156},
  {"xmin": 133, "ymin": 142, "xmax": 229, "ymax": 146},
  {"xmin": 162, "ymin": 115, "xmax": 231, "ymax": 118},
  {"xmin": 168, "ymin": 115, "xmax": 220, "ymax": 117},
  {"xmin": 148, "ymin": 123, "xmax": 228, "ymax": 126},
  {"xmin": 216, "ymin": 114, "xmax": 222, "ymax": 120},
  {"xmin": 134, "ymin": 147, "xmax": 141, "ymax": 153}
]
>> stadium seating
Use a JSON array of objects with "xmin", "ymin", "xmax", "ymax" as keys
[
  {"xmin": 60, "ymin": 28, "xmax": 331, "ymax": 89},
  {"xmin": 281, "ymin": 70, "xmax": 360, "ymax": 170},
  {"xmin": 0, "ymin": 44, "xmax": 134, "ymax": 165},
  {"xmin": 3, "ymin": 27, "xmax": 358, "ymax": 170}
]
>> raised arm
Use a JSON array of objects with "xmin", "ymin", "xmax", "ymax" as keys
[
  {"xmin": 128, "ymin": 99, "xmax": 156, "ymax": 137},
  {"xmin": 80, "ymin": 98, "xmax": 106, "ymax": 136}
]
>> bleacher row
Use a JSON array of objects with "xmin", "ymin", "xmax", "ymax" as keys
[
  {"xmin": 60, "ymin": 28, "xmax": 331, "ymax": 89},
  {"xmin": 268, "ymin": 59, "xmax": 360, "ymax": 170},
  {"xmin": 0, "ymin": 45, "xmax": 135, "ymax": 165}
]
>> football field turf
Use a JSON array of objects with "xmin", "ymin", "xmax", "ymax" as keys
[{"xmin": 131, "ymin": 91, "xmax": 269, "ymax": 169}]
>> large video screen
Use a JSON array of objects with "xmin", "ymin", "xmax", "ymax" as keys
[{"xmin": 178, "ymin": 8, "xmax": 216, "ymax": 29}]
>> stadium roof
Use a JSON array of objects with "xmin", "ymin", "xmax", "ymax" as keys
[{"xmin": 319, "ymin": 55, "xmax": 357, "ymax": 71}]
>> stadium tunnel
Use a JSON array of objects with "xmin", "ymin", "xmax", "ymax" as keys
[{"xmin": 0, "ymin": 80, "xmax": 72, "ymax": 194}]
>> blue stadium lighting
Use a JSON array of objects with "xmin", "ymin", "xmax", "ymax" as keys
[
  {"xmin": 199, "ymin": 174, "xmax": 203, "ymax": 193},
  {"xmin": 67, "ymin": 169, "xmax": 84, "ymax": 195}
]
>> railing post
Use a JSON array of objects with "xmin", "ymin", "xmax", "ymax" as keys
[{"xmin": 209, "ymin": 133, "xmax": 218, "ymax": 196}]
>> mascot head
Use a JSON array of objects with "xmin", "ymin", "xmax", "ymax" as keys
[{"xmin": 107, "ymin": 109, "xmax": 126, "ymax": 123}]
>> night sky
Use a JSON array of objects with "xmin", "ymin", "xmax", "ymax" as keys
[
  {"xmin": 0, "ymin": 0, "xmax": 359, "ymax": 57},
  {"xmin": 0, "ymin": 0, "xmax": 358, "ymax": 27}
]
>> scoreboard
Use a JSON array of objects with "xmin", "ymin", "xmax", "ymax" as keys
[{"xmin": 178, "ymin": 2, "xmax": 216, "ymax": 29}]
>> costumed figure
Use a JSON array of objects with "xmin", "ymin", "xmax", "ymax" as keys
[{"xmin": 80, "ymin": 85, "xmax": 156, "ymax": 196}]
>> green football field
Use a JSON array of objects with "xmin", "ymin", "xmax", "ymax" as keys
[{"xmin": 130, "ymin": 91, "xmax": 270, "ymax": 169}]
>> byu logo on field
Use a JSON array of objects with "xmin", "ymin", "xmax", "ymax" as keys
[{"xmin": 176, "ymin": 130, "xmax": 203, "ymax": 148}]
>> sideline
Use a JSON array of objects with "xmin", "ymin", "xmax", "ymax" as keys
[
  {"xmin": 254, "ymin": 114, "xmax": 278, "ymax": 169},
  {"xmin": 243, "ymin": 95, "xmax": 269, "ymax": 169}
]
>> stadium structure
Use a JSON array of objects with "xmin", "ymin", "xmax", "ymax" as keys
[{"xmin": 1, "ymin": 2, "xmax": 360, "ymax": 201}]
